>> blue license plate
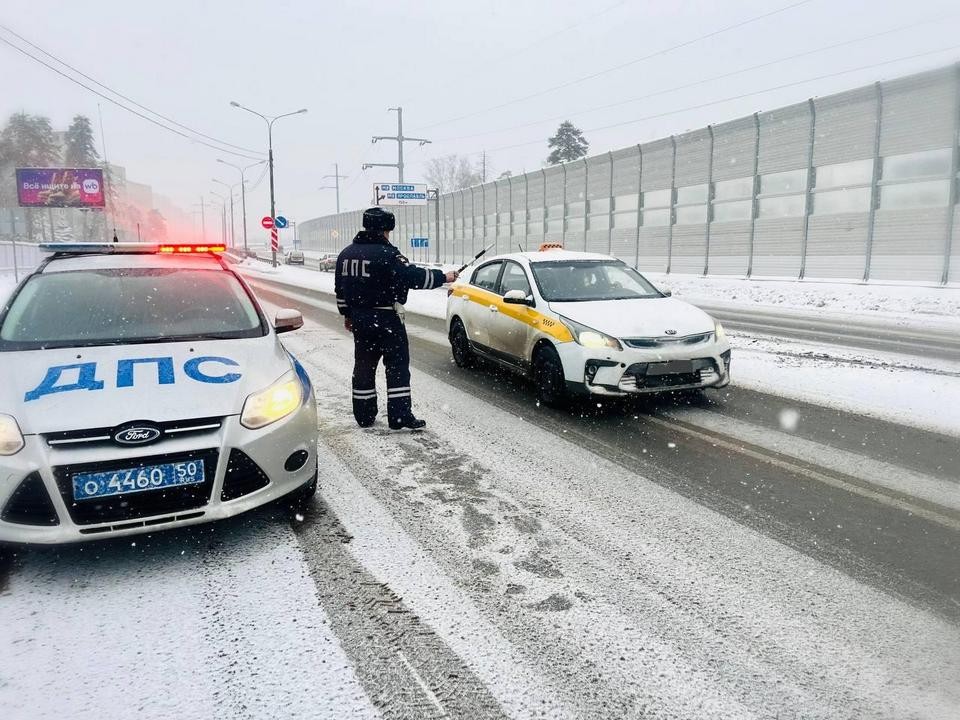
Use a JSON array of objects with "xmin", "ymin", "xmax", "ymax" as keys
[{"xmin": 73, "ymin": 460, "xmax": 206, "ymax": 501}]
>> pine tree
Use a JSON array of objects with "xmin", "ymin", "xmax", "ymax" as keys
[
  {"xmin": 63, "ymin": 115, "xmax": 100, "ymax": 167},
  {"xmin": 0, "ymin": 113, "xmax": 61, "ymax": 240},
  {"xmin": 546, "ymin": 121, "xmax": 589, "ymax": 165}
]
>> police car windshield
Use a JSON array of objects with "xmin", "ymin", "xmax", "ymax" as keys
[
  {"xmin": 530, "ymin": 260, "xmax": 662, "ymax": 302},
  {"xmin": 0, "ymin": 268, "xmax": 265, "ymax": 350}
]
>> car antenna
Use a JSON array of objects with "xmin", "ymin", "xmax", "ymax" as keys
[{"xmin": 517, "ymin": 243, "xmax": 524, "ymax": 253}]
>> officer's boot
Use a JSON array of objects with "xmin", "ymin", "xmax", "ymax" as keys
[{"xmin": 388, "ymin": 415, "xmax": 426, "ymax": 430}]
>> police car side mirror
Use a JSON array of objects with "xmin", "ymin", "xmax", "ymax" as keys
[
  {"xmin": 660, "ymin": 288, "xmax": 673, "ymax": 297},
  {"xmin": 503, "ymin": 289, "xmax": 534, "ymax": 306},
  {"xmin": 274, "ymin": 308, "xmax": 304, "ymax": 334}
]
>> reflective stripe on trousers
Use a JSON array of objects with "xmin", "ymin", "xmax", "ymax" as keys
[{"xmin": 349, "ymin": 308, "xmax": 412, "ymax": 427}]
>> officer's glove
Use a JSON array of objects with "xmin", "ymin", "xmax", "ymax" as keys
[{"xmin": 344, "ymin": 317, "xmax": 353, "ymax": 333}]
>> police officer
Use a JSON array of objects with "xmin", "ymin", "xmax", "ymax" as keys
[{"xmin": 335, "ymin": 207, "xmax": 458, "ymax": 430}]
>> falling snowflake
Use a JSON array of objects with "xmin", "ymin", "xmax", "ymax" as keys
[{"xmin": 778, "ymin": 408, "xmax": 800, "ymax": 432}]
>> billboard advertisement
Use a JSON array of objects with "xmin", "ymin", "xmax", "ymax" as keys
[{"xmin": 15, "ymin": 168, "xmax": 106, "ymax": 208}]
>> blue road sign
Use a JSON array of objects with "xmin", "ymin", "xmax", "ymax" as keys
[
  {"xmin": 274, "ymin": 215, "xmax": 289, "ymax": 229},
  {"xmin": 410, "ymin": 237, "xmax": 429, "ymax": 248}
]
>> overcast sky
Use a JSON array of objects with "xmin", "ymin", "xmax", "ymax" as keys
[{"xmin": 3, "ymin": 0, "xmax": 959, "ymax": 239}]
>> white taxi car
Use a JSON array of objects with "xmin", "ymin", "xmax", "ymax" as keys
[
  {"xmin": 446, "ymin": 248, "xmax": 731, "ymax": 405},
  {"xmin": 0, "ymin": 243, "xmax": 317, "ymax": 544}
]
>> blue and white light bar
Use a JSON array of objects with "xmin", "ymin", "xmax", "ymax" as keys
[{"xmin": 39, "ymin": 243, "xmax": 227, "ymax": 255}]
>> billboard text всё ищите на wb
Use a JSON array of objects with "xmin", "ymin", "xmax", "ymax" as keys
[{"xmin": 15, "ymin": 168, "xmax": 106, "ymax": 208}]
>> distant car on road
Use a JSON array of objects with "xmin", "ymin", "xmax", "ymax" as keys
[
  {"xmin": 0, "ymin": 242, "xmax": 318, "ymax": 544},
  {"xmin": 284, "ymin": 250, "xmax": 305, "ymax": 265},
  {"xmin": 446, "ymin": 247, "xmax": 731, "ymax": 406},
  {"xmin": 318, "ymin": 253, "xmax": 338, "ymax": 272}
]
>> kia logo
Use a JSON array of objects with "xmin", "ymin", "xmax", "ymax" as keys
[
  {"xmin": 113, "ymin": 424, "xmax": 162, "ymax": 446},
  {"xmin": 664, "ymin": 329, "xmax": 678, "ymax": 335}
]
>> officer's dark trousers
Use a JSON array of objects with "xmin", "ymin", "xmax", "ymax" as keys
[{"xmin": 350, "ymin": 308, "xmax": 412, "ymax": 427}]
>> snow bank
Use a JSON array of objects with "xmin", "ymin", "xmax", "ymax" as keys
[{"xmin": 645, "ymin": 272, "xmax": 960, "ymax": 324}]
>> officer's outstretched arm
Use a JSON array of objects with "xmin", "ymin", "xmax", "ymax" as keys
[{"xmin": 392, "ymin": 248, "xmax": 446, "ymax": 290}]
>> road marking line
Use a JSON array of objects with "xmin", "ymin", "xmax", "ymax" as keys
[
  {"xmin": 396, "ymin": 649, "xmax": 448, "ymax": 718},
  {"xmin": 645, "ymin": 414, "xmax": 960, "ymax": 532}
]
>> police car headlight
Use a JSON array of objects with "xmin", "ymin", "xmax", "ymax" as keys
[
  {"xmin": 0, "ymin": 414, "xmax": 24, "ymax": 456},
  {"xmin": 559, "ymin": 316, "xmax": 622, "ymax": 351},
  {"xmin": 240, "ymin": 370, "xmax": 303, "ymax": 430},
  {"xmin": 714, "ymin": 321, "xmax": 727, "ymax": 343}
]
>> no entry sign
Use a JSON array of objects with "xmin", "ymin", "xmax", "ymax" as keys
[{"xmin": 261, "ymin": 216, "xmax": 274, "ymax": 229}]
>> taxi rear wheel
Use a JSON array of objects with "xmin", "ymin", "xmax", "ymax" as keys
[
  {"xmin": 449, "ymin": 318, "xmax": 477, "ymax": 369},
  {"xmin": 533, "ymin": 345, "xmax": 566, "ymax": 407}
]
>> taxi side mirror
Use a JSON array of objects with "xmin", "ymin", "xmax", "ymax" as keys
[
  {"xmin": 503, "ymin": 289, "xmax": 534, "ymax": 306},
  {"xmin": 275, "ymin": 308, "xmax": 304, "ymax": 333},
  {"xmin": 660, "ymin": 288, "xmax": 673, "ymax": 297}
]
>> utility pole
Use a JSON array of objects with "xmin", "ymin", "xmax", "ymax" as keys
[
  {"xmin": 481, "ymin": 150, "xmax": 487, "ymax": 183},
  {"xmin": 320, "ymin": 162, "xmax": 348, "ymax": 213},
  {"xmin": 362, "ymin": 107, "xmax": 431, "ymax": 182}
]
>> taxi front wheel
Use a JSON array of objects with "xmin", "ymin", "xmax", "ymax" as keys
[{"xmin": 533, "ymin": 345, "xmax": 567, "ymax": 408}]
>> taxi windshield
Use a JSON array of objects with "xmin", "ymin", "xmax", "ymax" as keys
[
  {"xmin": 530, "ymin": 260, "xmax": 662, "ymax": 302},
  {"xmin": 0, "ymin": 268, "xmax": 265, "ymax": 350}
]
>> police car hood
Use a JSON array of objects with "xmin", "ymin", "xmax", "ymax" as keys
[
  {"xmin": 549, "ymin": 297, "xmax": 715, "ymax": 339},
  {"xmin": 3, "ymin": 336, "xmax": 292, "ymax": 435}
]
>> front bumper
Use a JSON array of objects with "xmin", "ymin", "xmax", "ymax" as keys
[
  {"xmin": 555, "ymin": 339, "xmax": 732, "ymax": 397},
  {"xmin": 0, "ymin": 399, "xmax": 317, "ymax": 545}
]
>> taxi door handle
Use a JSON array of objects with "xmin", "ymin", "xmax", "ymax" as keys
[{"xmin": 489, "ymin": 304, "xmax": 499, "ymax": 313}]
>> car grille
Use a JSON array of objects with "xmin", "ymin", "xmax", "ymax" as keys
[
  {"xmin": 43, "ymin": 417, "xmax": 223, "ymax": 449},
  {"xmin": 52, "ymin": 449, "xmax": 218, "ymax": 526},
  {"xmin": 1, "ymin": 473, "xmax": 60, "ymax": 526},
  {"xmin": 220, "ymin": 449, "xmax": 271, "ymax": 501},
  {"xmin": 622, "ymin": 332, "xmax": 713, "ymax": 349},
  {"xmin": 619, "ymin": 358, "xmax": 719, "ymax": 392}
]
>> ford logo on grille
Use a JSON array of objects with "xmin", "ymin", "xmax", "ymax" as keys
[
  {"xmin": 113, "ymin": 424, "xmax": 162, "ymax": 446},
  {"xmin": 664, "ymin": 329, "xmax": 678, "ymax": 335}
]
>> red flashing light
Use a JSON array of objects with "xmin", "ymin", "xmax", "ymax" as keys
[{"xmin": 157, "ymin": 244, "xmax": 227, "ymax": 254}]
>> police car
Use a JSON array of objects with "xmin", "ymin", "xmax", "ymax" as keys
[
  {"xmin": 0, "ymin": 243, "xmax": 317, "ymax": 544},
  {"xmin": 446, "ymin": 247, "xmax": 731, "ymax": 405}
]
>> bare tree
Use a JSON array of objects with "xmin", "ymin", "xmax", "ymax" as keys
[{"xmin": 424, "ymin": 154, "xmax": 482, "ymax": 194}]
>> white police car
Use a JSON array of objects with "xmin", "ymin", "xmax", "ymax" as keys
[
  {"xmin": 446, "ymin": 247, "xmax": 731, "ymax": 405},
  {"xmin": 0, "ymin": 243, "xmax": 317, "ymax": 544}
]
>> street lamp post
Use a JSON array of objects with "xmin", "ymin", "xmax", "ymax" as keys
[
  {"xmin": 217, "ymin": 159, "xmax": 265, "ymax": 254},
  {"xmin": 210, "ymin": 191, "xmax": 230, "ymax": 246},
  {"xmin": 230, "ymin": 101, "xmax": 307, "ymax": 267},
  {"xmin": 212, "ymin": 179, "xmax": 239, "ymax": 248}
]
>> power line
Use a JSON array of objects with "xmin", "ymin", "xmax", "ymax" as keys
[
  {"xmin": 468, "ymin": 44, "xmax": 960, "ymax": 157},
  {"xmin": 0, "ymin": 32, "xmax": 264, "ymax": 161},
  {"xmin": 413, "ymin": 0, "xmax": 817, "ymax": 132},
  {"xmin": 432, "ymin": 14, "xmax": 955, "ymax": 145}
]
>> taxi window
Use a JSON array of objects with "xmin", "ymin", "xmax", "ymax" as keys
[
  {"xmin": 530, "ymin": 260, "xmax": 662, "ymax": 302},
  {"xmin": 499, "ymin": 262, "xmax": 531, "ymax": 296},
  {"xmin": 471, "ymin": 262, "xmax": 503, "ymax": 293},
  {"xmin": 0, "ymin": 268, "xmax": 266, "ymax": 351}
]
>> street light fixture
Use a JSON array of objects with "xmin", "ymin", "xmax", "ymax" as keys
[
  {"xmin": 229, "ymin": 101, "xmax": 308, "ymax": 267},
  {"xmin": 217, "ymin": 159, "xmax": 265, "ymax": 254}
]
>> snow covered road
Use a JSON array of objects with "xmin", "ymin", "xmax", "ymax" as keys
[{"xmin": 2, "ymin": 271, "xmax": 959, "ymax": 719}]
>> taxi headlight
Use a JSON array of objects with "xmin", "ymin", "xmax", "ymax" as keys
[
  {"xmin": 240, "ymin": 370, "xmax": 303, "ymax": 430},
  {"xmin": 0, "ymin": 414, "xmax": 24, "ymax": 456},
  {"xmin": 559, "ymin": 316, "xmax": 622, "ymax": 351},
  {"xmin": 714, "ymin": 321, "xmax": 727, "ymax": 343}
]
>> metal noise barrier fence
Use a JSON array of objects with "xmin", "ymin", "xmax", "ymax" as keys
[{"xmin": 305, "ymin": 63, "xmax": 960, "ymax": 285}]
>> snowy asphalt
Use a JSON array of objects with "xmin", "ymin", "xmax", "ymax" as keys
[{"xmin": 2, "ymin": 281, "xmax": 959, "ymax": 719}]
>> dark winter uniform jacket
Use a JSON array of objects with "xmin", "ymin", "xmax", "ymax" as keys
[{"xmin": 334, "ymin": 231, "xmax": 446, "ymax": 316}]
